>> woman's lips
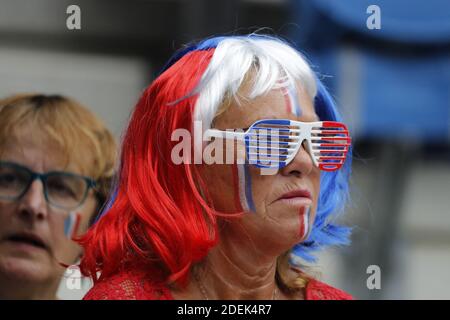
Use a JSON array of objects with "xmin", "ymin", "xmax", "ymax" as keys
[
  {"xmin": 3, "ymin": 232, "xmax": 49, "ymax": 253},
  {"xmin": 275, "ymin": 189, "xmax": 313, "ymax": 206}
]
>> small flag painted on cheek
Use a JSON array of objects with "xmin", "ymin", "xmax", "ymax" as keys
[{"xmin": 64, "ymin": 211, "xmax": 81, "ymax": 240}]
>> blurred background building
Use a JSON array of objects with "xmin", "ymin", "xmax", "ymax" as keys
[{"xmin": 0, "ymin": 0, "xmax": 449, "ymax": 299}]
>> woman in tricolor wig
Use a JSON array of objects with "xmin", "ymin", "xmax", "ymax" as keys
[{"xmin": 80, "ymin": 34, "xmax": 353, "ymax": 300}]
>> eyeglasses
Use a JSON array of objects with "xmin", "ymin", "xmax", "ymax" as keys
[
  {"xmin": 0, "ymin": 161, "xmax": 96, "ymax": 210},
  {"xmin": 205, "ymin": 119, "xmax": 351, "ymax": 171}
]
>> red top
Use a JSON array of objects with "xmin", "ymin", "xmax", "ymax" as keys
[{"xmin": 83, "ymin": 270, "xmax": 353, "ymax": 300}]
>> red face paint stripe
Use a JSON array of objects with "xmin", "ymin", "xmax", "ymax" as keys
[
  {"xmin": 299, "ymin": 206, "xmax": 305, "ymax": 239},
  {"xmin": 71, "ymin": 213, "xmax": 82, "ymax": 240},
  {"xmin": 281, "ymin": 87, "xmax": 293, "ymax": 114}
]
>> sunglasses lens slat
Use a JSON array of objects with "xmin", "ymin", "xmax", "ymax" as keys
[
  {"xmin": 311, "ymin": 121, "xmax": 351, "ymax": 171},
  {"xmin": 313, "ymin": 143, "xmax": 350, "ymax": 147},
  {"xmin": 246, "ymin": 120, "xmax": 297, "ymax": 168},
  {"xmin": 242, "ymin": 120, "xmax": 351, "ymax": 171},
  {"xmin": 312, "ymin": 130, "xmax": 349, "ymax": 135}
]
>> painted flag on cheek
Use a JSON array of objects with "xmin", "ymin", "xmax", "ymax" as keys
[
  {"xmin": 298, "ymin": 205, "xmax": 311, "ymax": 241},
  {"xmin": 64, "ymin": 211, "xmax": 81, "ymax": 240}
]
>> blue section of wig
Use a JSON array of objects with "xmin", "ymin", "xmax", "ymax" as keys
[
  {"xmin": 290, "ymin": 79, "xmax": 353, "ymax": 263},
  {"xmin": 160, "ymin": 37, "xmax": 226, "ymax": 73}
]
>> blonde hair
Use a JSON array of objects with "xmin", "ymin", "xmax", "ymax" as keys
[
  {"xmin": 0, "ymin": 93, "xmax": 117, "ymax": 217},
  {"xmin": 276, "ymin": 252, "xmax": 311, "ymax": 293}
]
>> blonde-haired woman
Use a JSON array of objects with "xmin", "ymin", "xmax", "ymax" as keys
[{"xmin": 0, "ymin": 94, "xmax": 116, "ymax": 299}]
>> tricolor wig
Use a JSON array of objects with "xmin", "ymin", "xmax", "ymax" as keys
[{"xmin": 79, "ymin": 34, "xmax": 352, "ymax": 286}]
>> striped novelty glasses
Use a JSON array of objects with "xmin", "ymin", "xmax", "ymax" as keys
[{"xmin": 205, "ymin": 119, "xmax": 351, "ymax": 171}]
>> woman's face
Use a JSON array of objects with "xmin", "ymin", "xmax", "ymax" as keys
[
  {"xmin": 0, "ymin": 126, "xmax": 98, "ymax": 285},
  {"xmin": 200, "ymin": 82, "xmax": 321, "ymax": 253}
]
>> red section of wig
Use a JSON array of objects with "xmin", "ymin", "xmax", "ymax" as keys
[{"xmin": 79, "ymin": 49, "xmax": 218, "ymax": 286}]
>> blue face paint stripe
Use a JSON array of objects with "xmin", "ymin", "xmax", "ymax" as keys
[
  {"xmin": 244, "ymin": 164, "xmax": 256, "ymax": 212},
  {"xmin": 243, "ymin": 134, "xmax": 257, "ymax": 211},
  {"xmin": 63, "ymin": 214, "xmax": 72, "ymax": 236},
  {"xmin": 237, "ymin": 164, "xmax": 250, "ymax": 212},
  {"xmin": 64, "ymin": 212, "xmax": 81, "ymax": 239}
]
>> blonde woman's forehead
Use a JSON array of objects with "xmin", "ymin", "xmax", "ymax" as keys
[
  {"xmin": 0, "ymin": 126, "xmax": 87, "ymax": 176},
  {"xmin": 0, "ymin": 93, "xmax": 116, "ymax": 182}
]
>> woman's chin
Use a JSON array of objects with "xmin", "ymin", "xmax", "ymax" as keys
[
  {"xmin": 261, "ymin": 226, "xmax": 307, "ymax": 250},
  {"xmin": 266, "ymin": 203, "xmax": 313, "ymax": 238},
  {"xmin": 262, "ymin": 214, "xmax": 311, "ymax": 245},
  {"xmin": 0, "ymin": 255, "xmax": 53, "ymax": 282}
]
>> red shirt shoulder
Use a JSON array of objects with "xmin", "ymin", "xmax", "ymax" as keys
[
  {"xmin": 83, "ymin": 270, "xmax": 171, "ymax": 300},
  {"xmin": 305, "ymin": 278, "xmax": 353, "ymax": 300},
  {"xmin": 83, "ymin": 271, "xmax": 352, "ymax": 300}
]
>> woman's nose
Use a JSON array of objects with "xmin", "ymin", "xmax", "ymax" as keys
[
  {"xmin": 17, "ymin": 179, "xmax": 48, "ymax": 221},
  {"xmin": 280, "ymin": 140, "xmax": 314, "ymax": 177}
]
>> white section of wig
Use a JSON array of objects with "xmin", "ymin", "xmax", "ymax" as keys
[{"xmin": 193, "ymin": 36, "xmax": 317, "ymax": 130}]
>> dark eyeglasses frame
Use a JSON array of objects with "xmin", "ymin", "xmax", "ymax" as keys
[{"xmin": 0, "ymin": 161, "xmax": 97, "ymax": 210}]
